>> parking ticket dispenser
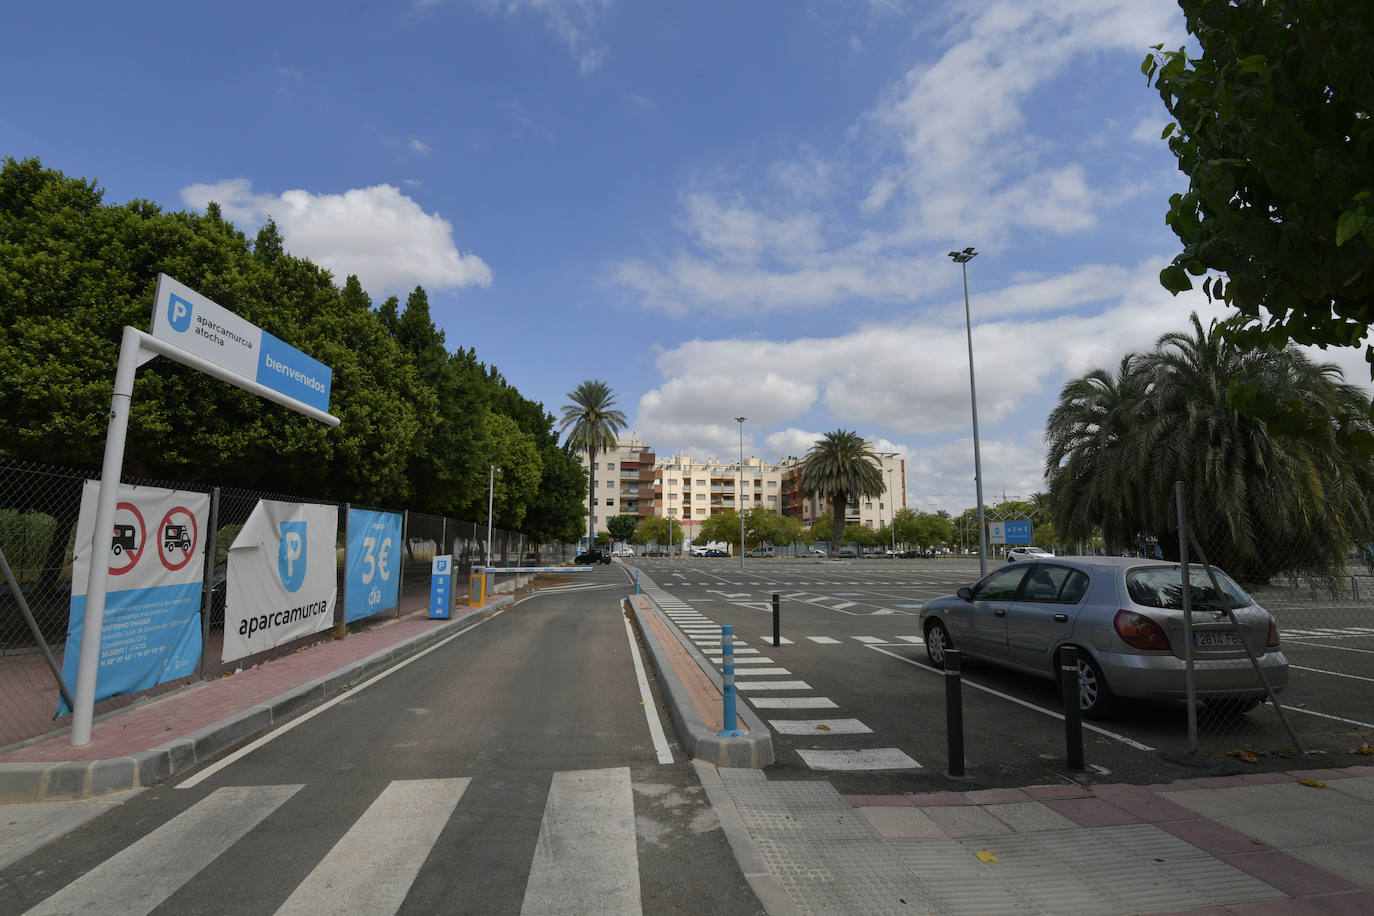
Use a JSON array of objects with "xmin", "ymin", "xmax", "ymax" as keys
[
  {"xmin": 468, "ymin": 568, "xmax": 486, "ymax": 607},
  {"xmin": 428, "ymin": 556, "xmax": 452, "ymax": 619}
]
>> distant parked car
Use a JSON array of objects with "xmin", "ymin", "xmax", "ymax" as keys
[
  {"xmin": 575, "ymin": 549, "xmax": 611, "ymax": 565},
  {"xmin": 1006, "ymin": 546, "xmax": 1054, "ymax": 563},
  {"xmin": 807, "ymin": 548, "xmax": 827, "ymax": 558},
  {"xmin": 918, "ymin": 557, "xmax": 1287, "ymax": 718},
  {"xmin": 703, "ymin": 549, "xmax": 729, "ymax": 558},
  {"xmin": 836, "ymin": 546, "xmax": 858, "ymax": 558},
  {"xmin": 745, "ymin": 546, "xmax": 776, "ymax": 558},
  {"xmin": 611, "ymin": 545, "xmax": 635, "ymax": 557}
]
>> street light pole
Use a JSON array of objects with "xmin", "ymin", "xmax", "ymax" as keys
[
  {"xmin": 735, "ymin": 416, "xmax": 747, "ymax": 569},
  {"xmin": 878, "ymin": 452, "xmax": 898, "ymax": 559},
  {"xmin": 949, "ymin": 246, "xmax": 988, "ymax": 577},
  {"xmin": 486, "ymin": 465, "xmax": 500, "ymax": 567}
]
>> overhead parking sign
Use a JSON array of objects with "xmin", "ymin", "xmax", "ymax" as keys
[{"xmin": 150, "ymin": 274, "xmax": 333, "ymax": 412}]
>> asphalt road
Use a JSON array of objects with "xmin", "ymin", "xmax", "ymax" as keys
[
  {"xmin": 627, "ymin": 556, "xmax": 1374, "ymax": 793},
  {"xmin": 0, "ymin": 570, "xmax": 764, "ymax": 916}
]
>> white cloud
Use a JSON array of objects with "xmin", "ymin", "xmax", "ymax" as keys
[
  {"xmin": 609, "ymin": 0, "xmax": 1186, "ymax": 316},
  {"xmin": 409, "ymin": 137, "xmax": 432, "ymax": 155},
  {"xmin": 180, "ymin": 179, "xmax": 493, "ymax": 297},
  {"xmin": 1130, "ymin": 116, "xmax": 1168, "ymax": 144},
  {"xmin": 474, "ymin": 0, "xmax": 612, "ymax": 74}
]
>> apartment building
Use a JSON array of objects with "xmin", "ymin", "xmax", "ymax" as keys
[{"xmin": 578, "ymin": 436, "xmax": 905, "ymax": 537}]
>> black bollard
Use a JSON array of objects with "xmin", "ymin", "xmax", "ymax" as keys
[
  {"xmin": 1060, "ymin": 646, "xmax": 1085, "ymax": 770},
  {"xmin": 772, "ymin": 593, "xmax": 780, "ymax": 646},
  {"xmin": 944, "ymin": 648, "xmax": 965, "ymax": 777}
]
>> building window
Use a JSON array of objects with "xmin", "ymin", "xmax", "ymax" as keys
[
  {"xmin": 864, "ymin": 502, "xmax": 873, "ymax": 510},
  {"xmin": 696, "ymin": 493, "xmax": 705, "ymax": 501},
  {"xmin": 768, "ymin": 480, "xmax": 777, "ymax": 487},
  {"xmin": 605, "ymin": 498, "xmax": 614, "ymax": 506},
  {"xmin": 592, "ymin": 479, "xmax": 598, "ymax": 489},
  {"xmin": 768, "ymin": 495, "xmax": 777, "ymax": 502}
]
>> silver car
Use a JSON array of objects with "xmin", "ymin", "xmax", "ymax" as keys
[{"xmin": 918, "ymin": 557, "xmax": 1287, "ymax": 717}]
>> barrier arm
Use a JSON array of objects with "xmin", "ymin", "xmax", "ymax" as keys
[{"xmin": 71, "ymin": 326, "xmax": 339, "ymax": 746}]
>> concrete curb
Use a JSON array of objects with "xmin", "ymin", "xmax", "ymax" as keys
[
  {"xmin": 0, "ymin": 596, "xmax": 515, "ymax": 802},
  {"xmin": 629, "ymin": 593, "xmax": 773, "ymax": 768}
]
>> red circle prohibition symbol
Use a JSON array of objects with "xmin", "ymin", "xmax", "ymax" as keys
[
  {"xmin": 109, "ymin": 501, "xmax": 146, "ymax": 576},
  {"xmin": 157, "ymin": 506, "xmax": 199, "ymax": 572}
]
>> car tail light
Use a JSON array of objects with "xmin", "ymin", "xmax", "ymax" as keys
[
  {"xmin": 1266, "ymin": 616, "xmax": 1280, "ymax": 648},
  {"xmin": 1114, "ymin": 610, "xmax": 1171, "ymax": 651}
]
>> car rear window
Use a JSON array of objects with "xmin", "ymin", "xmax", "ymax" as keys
[{"xmin": 1125, "ymin": 566, "xmax": 1251, "ymax": 610}]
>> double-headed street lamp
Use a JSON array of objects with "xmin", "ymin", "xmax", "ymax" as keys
[
  {"xmin": 878, "ymin": 452, "xmax": 898, "ymax": 559},
  {"xmin": 948, "ymin": 246, "xmax": 988, "ymax": 576},
  {"xmin": 735, "ymin": 416, "xmax": 747, "ymax": 569}
]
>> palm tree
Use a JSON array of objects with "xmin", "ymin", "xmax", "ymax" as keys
[
  {"xmin": 1045, "ymin": 314, "xmax": 1374, "ymax": 578},
  {"xmin": 1044, "ymin": 353, "xmax": 1150, "ymax": 551},
  {"xmin": 799, "ymin": 430, "xmax": 885, "ymax": 553},
  {"xmin": 559, "ymin": 380, "xmax": 627, "ymax": 544}
]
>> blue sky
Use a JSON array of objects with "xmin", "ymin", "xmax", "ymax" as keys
[{"xmin": 5, "ymin": 1, "xmax": 1368, "ymax": 514}]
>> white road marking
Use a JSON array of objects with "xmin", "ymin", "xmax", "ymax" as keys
[
  {"xmin": 768, "ymin": 718, "xmax": 872, "ymax": 735},
  {"xmin": 730, "ymin": 668, "xmax": 793, "ymax": 676},
  {"xmin": 746, "ymin": 697, "xmax": 838, "ymax": 709},
  {"xmin": 831, "ymin": 601, "xmax": 856, "ymax": 610},
  {"xmin": 623, "ymin": 615, "xmax": 674, "ymax": 764},
  {"xmin": 735, "ymin": 680, "xmax": 813, "ymax": 691},
  {"xmin": 276, "ymin": 778, "xmax": 469, "ymax": 916},
  {"xmin": 759, "ymin": 636, "xmax": 793, "ymax": 644},
  {"xmin": 1285, "ymin": 706, "xmax": 1374, "ymax": 729},
  {"xmin": 796, "ymin": 748, "xmax": 921, "ymax": 770},
  {"xmin": 1289, "ymin": 664, "xmax": 1374, "ymax": 684},
  {"xmin": 178, "ymin": 608, "xmax": 511, "ymax": 789},
  {"xmin": 23, "ymin": 785, "xmax": 302, "ymax": 916},
  {"xmin": 851, "ymin": 636, "xmax": 888, "ymax": 644},
  {"xmin": 895, "ymin": 636, "xmax": 925, "ymax": 644},
  {"xmin": 521, "ymin": 768, "xmax": 640, "ymax": 916},
  {"xmin": 866, "ymin": 645, "xmax": 1156, "ymax": 753},
  {"xmin": 806, "ymin": 636, "xmax": 841, "ymax": 644}
]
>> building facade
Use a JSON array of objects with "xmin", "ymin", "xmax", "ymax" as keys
[{"xmin": 578, "ymin": 436, "xmax": 905, "ymax": 538}]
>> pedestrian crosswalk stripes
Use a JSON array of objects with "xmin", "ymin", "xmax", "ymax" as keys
[
  {"xmin": 18, "ymin": 772, "xmax": 646, "ymax": 916},
  {"xmin": 22, "ymin": 784, "xmax": 303, "ymax": 916},
  {"xmin": 276, "ymin": 778, "xmax": 470, "ymax": 916},
  {"xmin": 522, "ymin": 768, "xmax": 639, "ymax": 916}
]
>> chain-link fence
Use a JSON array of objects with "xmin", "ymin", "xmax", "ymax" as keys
[
  {"xmin": 0, "ymin": 458, "xmax": 576, "ymax": 749},
  {"xmin": 1160, "ymin": 483, "xmax": 1374, "ymax": 764}
]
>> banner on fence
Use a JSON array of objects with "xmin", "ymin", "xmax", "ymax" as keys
[
  {"xmin": 59, "ymin": 481, "xmax": 209, "ymax": 715},
  {"xmin": 223, "ymin": 500, "xmax": 338, "ymax": 663},
  {"xmin": 345, "ymin": 508, "xmax": 402, "ymax": 623}
]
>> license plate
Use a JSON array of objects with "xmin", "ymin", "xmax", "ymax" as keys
[{"xmin": 1194, "ymin": 631, "xmax": 1241, "ymax": 648}]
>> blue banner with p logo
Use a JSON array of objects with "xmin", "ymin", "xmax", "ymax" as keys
[{"xmin": 345, "ymin": 509, "xmax": 402, "ymax": 622}]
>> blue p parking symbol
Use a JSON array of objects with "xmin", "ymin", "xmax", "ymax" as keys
[
  {"xmin": 278, "ymin": 521, "xmax": 308, "ymax": 592},
  {"xmin": 168, "ymin": 294, "xmax": 193, "ymax": 332}
]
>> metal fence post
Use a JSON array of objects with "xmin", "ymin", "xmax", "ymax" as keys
[
  {"xmin": 198, "ymin": 486, "xmax": 220, "ymax": 680},
  {"xmin": 944, "ymin": 648, "xmax": 965, "ymax": 777},
  {"xmin": 1176, "ymin": 481, "xmax": 1198, "ymax": 754},
  {"xmin": 718, "ymin": 624, "xmax": 744, "ymax": 736},
  {"xmin": 1060, "ymin": 646, "xmax": 1085, "ymax": 770}
]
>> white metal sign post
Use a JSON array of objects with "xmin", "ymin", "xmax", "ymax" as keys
[{"xmin": 70, "ymin": 275, "xmax": 340, "ymax": 746}]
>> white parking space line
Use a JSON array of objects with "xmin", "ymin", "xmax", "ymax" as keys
[
  {"xmin": 866, "ymin": 645, "xmax": 1156, "ymax": 753},
  {"xmin": 747, "ymin": 697, "xmax": 838, "ymax": 709},
  {"xmin": 851, "ymin": 636, "xmax": 888, "ymax": 644},
  {"xmin": 768, "ymin": 718, "xmax": 872, "ymax": 735},
  {"xmin": 1290, "ymin": 664, "xmax": 1374, "ymax": 684},
  {"xmin": 806, "ymin": 636, "xmax": 841, "ymax": 644},
  {"xmin": 759, "ymin": 636, "xmax": 793, "ymax": 644},
  {"xmin": 731, "ymin": 668, "xmax": 793, "ymax": 676},
  {"xmin": 895, "ymin": 636, "xmax": 925, "ymax": 644},
  {"xmin": 795, "ymin": 748, "xmax": 920, "ymax": 770},
  {"xmin": 831, "ymin": 601, "xmax": 856, "ymax": 609},
  {"xmin": 735, "ymin": 680, "xmax": 813, "ymax": 691},
  {"xmin": 710, "ymin": 656, "xmax": 775, "ymax": 664}
]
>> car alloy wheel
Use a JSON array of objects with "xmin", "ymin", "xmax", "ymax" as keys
[
  {"xmin": 924, "ymin": 620, "xmax": 951, "ymax": 669},
  {"xmin": 1073, "ymin": 650, "xmax": 1115, "ymax": 718}
]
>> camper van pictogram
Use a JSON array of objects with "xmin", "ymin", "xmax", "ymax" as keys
[
  {"xmin": 112, "ymin": 524, "xmax": 137, "ymax": 555},
  {"xmin": 163, "ymin": 523, "xmax": 191, "ymax": 552}
]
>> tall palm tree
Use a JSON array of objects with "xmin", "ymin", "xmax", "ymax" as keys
[
  {"xmin": 1045, "ymin": 314, "xmax": 1374, "ymax": 578},
  {"xmin": 799, "ymin": 430, "xmax": 885, "ymax": 553},
  {"xmin": 559, "ymin": 380, "xmax": 627, "ymax": 544}
]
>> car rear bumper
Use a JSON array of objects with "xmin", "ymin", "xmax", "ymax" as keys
[{"xmin": 1097, "ymin": 649, "xmax": 1288, "ymax": 700}]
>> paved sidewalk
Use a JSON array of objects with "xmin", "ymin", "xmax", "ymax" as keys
[{"xmin": 0, "ymin": 597, "xmax": 510, "ymax": 801}]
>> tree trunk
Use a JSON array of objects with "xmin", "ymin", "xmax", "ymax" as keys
[
  {"xmin": 587, "ymin": 445, "xmax": 597, "ymax": 545},
  {"xmin": 830, "ymin": 492, "xmax": 846, "ymax": 553}
]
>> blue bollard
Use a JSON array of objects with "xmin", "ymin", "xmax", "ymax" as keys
[
  {"xmin": 635, "ymin": 570, "xmax": 640, "ymax": 595},
  {"xmin": 718, "ymin": 624, "xmax": 745, "ymax": 737}
]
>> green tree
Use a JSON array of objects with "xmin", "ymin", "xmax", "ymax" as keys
[
  {"xmin": 484, "ymin": 413, "xmax": 541, "ymax": 530},
  {"xmin": 1046, "ymin": 314, "xmax": 1374, "ymax": 578},
  {"xmin": 696, "ymin": 510, "xmax": 742, "ymax": 547},
  {"xmin": 606, "ymin": 513, "xmax": 639, "ymax": 544},
  {"xmin": 633, "ymin": 516, "xmax": 683, "ymax": 549},
  {"xmin": 1144, "ymin": 1, "xmax": 1374, "ymax": 379},
  {"xmin": 799, "ymin": 430, "xmax": 884, "ymax": 552},
  {"xmin": 558, "ymin": 380, "xmax": 626, "ymax": 543},
  {"xmin": 808, "ymin": 512, "xmax": 833, "ymax": 544}
]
